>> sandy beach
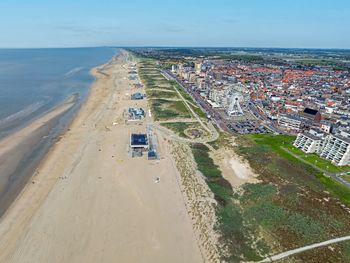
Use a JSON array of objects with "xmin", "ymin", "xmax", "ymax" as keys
[
  {"xmin": 0, "ymin": 95, "xmax": 76, "ymax": 215},
  {"xmin": 0, "ymin": 51, "xmax": 203, "ymax": 263}
]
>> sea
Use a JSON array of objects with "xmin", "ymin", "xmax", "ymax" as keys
[{"xmin": 0, "ymin": 47, "xmax": 116, "ymax": 215}]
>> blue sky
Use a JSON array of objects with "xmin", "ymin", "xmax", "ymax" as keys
[{"xmin": 0, "ymin": 0, "xmax": 349, "ymax": 48}]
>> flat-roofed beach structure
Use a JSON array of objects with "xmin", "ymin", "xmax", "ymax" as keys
[
  {"xmin": 130, "ymin": 133, "xmax": 149, "ymax": 157},
  {"xmin": 128, "ymin": 107, "xmax": 145, "ymax": 120},
  {"xmin": 131, "ymin": 92, "xmax": 144, "ymax": 100}
]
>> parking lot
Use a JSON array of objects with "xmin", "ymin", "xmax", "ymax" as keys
[{"xmin": 227, "ymin": 120, "xmax": 270, "ymax": 134}]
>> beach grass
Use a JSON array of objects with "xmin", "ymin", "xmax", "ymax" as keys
[
  {"xmin": 146, "ymin": 89, "xmax": 179, "ymax": 100},
  {"xmin": 249, "ymin": 134, "xmax": 350, "ymax": 174},
  {"xmin": 150, "ymin": 99, "xmax": 191, "ymax": 121},
  {"xmin": 233, "ymin": 134, "xmax": 350, "ymax": 261},
  {"xmin": 188, "ymin": 132, "xmax": 350, "ymax": 262},
  {"xmin": 170, "ymin": 80, "xmax": 207, "ymax": 119},
  {"xmin": 190, "ymin": 143, "xmax": 265, "ymax": 262},
  {"xmin": 161, "ymin": 122, "xmax": 207, "ymax": 139}
]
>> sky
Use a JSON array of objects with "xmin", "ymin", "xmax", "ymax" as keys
[{"xmin": 0, "ymin": 0, "xmax": 349, "ymax": 49}]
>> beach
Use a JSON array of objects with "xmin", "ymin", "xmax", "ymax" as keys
[
  {"xmin": 0, "ymin": 95, "xmax": 76, "ymax": 215},
  {"xmin": 0, "ymin": 51, "xmax": 203, "ymax": 263}
]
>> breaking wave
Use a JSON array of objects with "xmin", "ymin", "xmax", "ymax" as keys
[
  {"xmin": 64, "ymin": 67, "xmax": 84, "ymax": 78},
  {"xmin": 0, "ymin": 101, "xmax": 46, "ymax": 127}
]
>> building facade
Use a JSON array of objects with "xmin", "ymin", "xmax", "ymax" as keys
[
  {"xmin": 294, "ymin": 130, "xmax": 350, "ymax": 166},
  {"xmin": 278, "ymin": 114, "xmax": 303, "ymax": 131}
]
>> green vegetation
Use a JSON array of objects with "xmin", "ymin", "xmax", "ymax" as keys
[
  {"xmin": 138, "ymin": 61, "xmax": 193, "ymax": 121},
  {"xmin": 190, "ymin": 143, "xmax": 265, "ymax": 262},
  {"xmin": 161, "ymin": 122, "xmax": 207, "ymax": 139},
  {"xmin": 284, "ymin": 143, "xmax": 350, "ymax": 174},
  {"xmin": 208, "ymin": 130, "xmax": 232, "ymax": 150},
  {"xmin": 238, "ymin": 134, "xmax": 350, "ymax": 205},
  {"xmin": 189, "ymin": 133, "xmax": 350, "ymax": 262},
  {"xmin": 219, "ymin": 54, "xmax": 265, "ymax": 62},
  {"xmin": 247, "ymin": 134, "xmax": 350, "ymax": 174},
  {"xmin": 233, "ymin": 134, "xmax": 350, "ymax": 261},
  {"xmin": 139, "ymin": 58, "xmax": 208, "ymax": 122},
  {"xmin": 343, "ymin": 174, "xmax": 350, "ymax": 183},
  {"xmin": 146, "ymin": 89, "xmax": 179, "ymax": 100},
  {"xmin": 150, "ymin": 99, "xmax": 191, "ymax": 121},
  {"xmin": 170, "ymin": 80, "xmax": 207, "ymax": 119},
  {"xmin": 161, "ymin": 122, "xmax": 193, "ymax": 138},
  {"xmin": 192, "ymin": 144, "xmax": 222, "ymax": 180},
  {"xmin": 295, "ymin": 58, "xmax": 349, "ymax": 70}
]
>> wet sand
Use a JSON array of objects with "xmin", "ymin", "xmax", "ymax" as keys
[
  {"xmin": 0, "ymin": 96, "xmax": 76, "ymax": 215},
  {"xmin": 0, "ymin": 51, "xmax": 203, "ymax": 263}
]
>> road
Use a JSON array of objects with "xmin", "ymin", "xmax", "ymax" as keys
[
  {"xmin": 164, "ymin": 70, "xmax": 283, "ymax": 135},
  {"xmin": 258, "ymin": 235, "xmax": 350, "ymax": 262},
  {"xmin": 163, "ymin": 70, "xmax": 230, "ymax": 132}
]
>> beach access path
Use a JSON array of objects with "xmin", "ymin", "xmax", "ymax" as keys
[{"xmin": 0, "ymin": 51, "xmax": 203, "ymax": 263}]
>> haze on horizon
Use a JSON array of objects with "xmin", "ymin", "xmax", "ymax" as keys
[{"xmin": 0, "ymin": 0, "xmax": 350, "ymax": 49}]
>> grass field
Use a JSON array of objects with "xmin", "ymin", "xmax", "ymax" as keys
[
  {"xmin": 251, "ymin": 134, "xmax": 350, "ymax": 174},
  {"xmin": 149, "ymin": 99, "xmax": 191, "ymax": 120},
  {"xmin": 161, "ymin": 122, "xmax": 208, "ymax": 139},
  {"xmin": 233, "ymin": 134, "xmax": 350, "ymax": 262},
  {"xmin": 343, "ymin": 174, "xmax": 350, "ymax": 183},
  {"xmin": 241, "ymin": 134, "xmax": 350, "ymax": 205},
  {"xmin": 138, "ymin": 60, "xmax": 193, "ymax": 121},
  {"xmin": 146, "ymin": 89, "xmax": 179, "ymax": 100},
  {"xmin": 189, "ymin": 134, "xmax": 350, "ymax": 262},
  {"xmin": 285, "ymin": 144, "xmax": 350, "ymax": 174},
  {"xmin": 170, "ymin": 80, "xmax": 207, "ymax": 119}
]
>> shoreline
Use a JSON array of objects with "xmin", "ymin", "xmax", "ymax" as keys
[
  {"xmin": 0, "ymin": 52, "xmax": 116, "ymax": 216},
  {"xmin": 0, "ymin": 94, "xmax": 78, "ymax": 216},
  {"xmin": 0, "ymin": 50, "xmax": 203, "ymax": 263},
  {"xmin": 0, "ymin": 49, "xmax": 116, "ymax": 217}
]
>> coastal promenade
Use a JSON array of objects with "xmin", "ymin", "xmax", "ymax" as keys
[{"xmin": 0, "ymin": 51, "xmax": 203, "ymax": 263}]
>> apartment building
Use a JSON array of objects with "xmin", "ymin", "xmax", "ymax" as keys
[
  {"xmin": 294, "ymin": 130, "xmax": 350, "ymax": 166},
  {"xmin": 278, "ymin": 114, "xmax": 303, "ymax": 131},
  {"xmin": 293, "ymin": 129, "xmax": 325, "ymax": 153},
  {"xmin": 319, "ymin": 133, "xmax": 350, "ymax": 166}
]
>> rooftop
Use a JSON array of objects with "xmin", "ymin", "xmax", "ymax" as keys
[
  {"xmin": 130, "ymin": 134, "xmax": 148, "ymax": 146},
  {"xmin": 303, "ymin": 108, "xmax": 319, "ymax": 116}
]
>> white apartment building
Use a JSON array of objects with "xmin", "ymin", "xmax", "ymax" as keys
[
  {"xmin": 293, "ymin": 130, "xmax": 325, "ymax": 154},
  {"xmin": 294, "ymin": 130, "xmax": 350, "ymax": 166},
  {"xmin": 319, "ymin": 134, "xmax": 350, "ymax": 166}
]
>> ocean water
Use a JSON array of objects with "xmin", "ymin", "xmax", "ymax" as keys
[
  {"xmin": 0, "ymin": 47, "xmax": 116, "ymax": 137},
  {"xmin": 0, "ymin": 47, "xmax": 116, "ymax": 215}
]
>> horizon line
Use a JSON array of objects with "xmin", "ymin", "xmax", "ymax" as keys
[{"xmin": 0, "ymin": 45, "xmax": 350, "ymax": 51}]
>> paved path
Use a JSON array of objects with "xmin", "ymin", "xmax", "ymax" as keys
[
  {"xmin": 259, "ymin": 235, "xmax": 350, "ymax": 262},
  {"xmin": 157, "ymin": 118, "xmax": 198, "ymax": 124}
]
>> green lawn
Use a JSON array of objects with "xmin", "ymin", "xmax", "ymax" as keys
[
  {"xmin": 239, "ymin": 134, "xmax": 350, "ymax": 205},
  {"xmin": 150, "ymin": 99, "xmax": 191, "ymax": 120},
  {"xmin": 161, "ymin": 122, "xmax": 207, "ymax": 139},
  {"xmin": 146, "ymin": 89, "xmax": 179, "ymax": 100},
  {"xmin": 250, "ymin": 134, "xmax": 350, "ymax": 174},
  {"xmin": 170, "ymin": 81, "xmax": 207, "ymax": 119},
  {"xmin": 342, "ymin": 174, "xmax": 350, "ymax": 183},
  {"xmin": 233, "ymin": 134, "xmax": 350, "ymax": 262}
]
